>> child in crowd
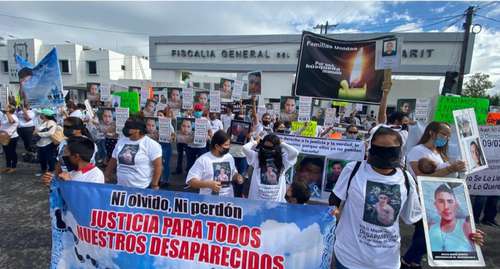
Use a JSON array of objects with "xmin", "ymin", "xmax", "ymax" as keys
[
  {"xmin": 417, "ymin": 157, "xmax": 449, "ymax": 175},
  {"xmin": 285, "ymin": 180, "xmax": 311, "ymax": 204}
]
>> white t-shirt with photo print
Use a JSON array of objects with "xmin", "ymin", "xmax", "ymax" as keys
[
  {"xmin": 112, "ymin": 135, "xmax": 162, "ymax": 189},
  {"xmin": 333, "ymin": 161, "xmax": 422, "ymax": 269},
  {"xmin": 186, "ymin": 151, "xmax": 237, "ymax": 197}
]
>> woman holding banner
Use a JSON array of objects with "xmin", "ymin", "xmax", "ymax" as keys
[
  {"xmin": 243, "ymin": 133, "xmax": 299, "ymax": 202},
  {"xmin": 401, "ymin": 121, "xmax": 466, "ymax": 269}
]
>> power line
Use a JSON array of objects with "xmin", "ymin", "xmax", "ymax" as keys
[
  {"xmin": 393, "ymin": 14, "xmax": 464, "ymax": 32},
  {"xmin": 476, "ymin": 14, "xmax": 500, "ymax": 24}
]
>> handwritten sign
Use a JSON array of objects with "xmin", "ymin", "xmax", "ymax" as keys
[{"xmin": 433, "ymin": 96, "xmax": 489, "ymax": 125}]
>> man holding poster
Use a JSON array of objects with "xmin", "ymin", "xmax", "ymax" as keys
[{"xmin": 294, "ymin": 31, "xmax": 384, "ymax": 104}]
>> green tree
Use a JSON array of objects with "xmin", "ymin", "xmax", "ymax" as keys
[
  {"xmin": 463, "ymin": 72, "xmax": 495, "ymax": 98},
  {"xmin": 489, "ymin": 94, "xmax": 500, "ymax": 107}
]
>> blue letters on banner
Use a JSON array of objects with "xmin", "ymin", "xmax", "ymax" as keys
[
  {"xmin": 16, "ymin": 48, "xmax": 65, "ymax": 108},
  {"xmin": 49, "ymin": 180, "xmax": 336, "ymax": 269}
]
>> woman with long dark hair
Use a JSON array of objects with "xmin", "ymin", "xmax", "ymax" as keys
[
  {"xmin": 35, "ymin": 109, "xmax": 58, "ymax": 174},
  {"xmin": 243, "ymin": 133, "xmax": 299, "ymax": 202}
]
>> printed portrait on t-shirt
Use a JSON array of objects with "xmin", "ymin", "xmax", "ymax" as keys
[
  {"xmin": 213, "ymin": 162, "xmax": 231, "ymax": 188},
  {"xmin": 284, "ymin": 167, "xmax": 293, "ymax": 185},
  {"xmin": 118, "ymin": 144, "xmax": 139, "ymax": 165},
  {"xmin": 363, "ymin": 180, "xmax": 402, "ymax": 227},
  {"xmin": 293, "ymin": 155, "xmax": 325, "ymax": 199},
  {"xmin": 261, "ymin": 159, "xmax": 279, "ymax": 185}
]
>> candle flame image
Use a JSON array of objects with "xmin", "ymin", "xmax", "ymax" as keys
[{"xmin": 350, "ymin": 47, "xmax": 364, "ymax": 85}]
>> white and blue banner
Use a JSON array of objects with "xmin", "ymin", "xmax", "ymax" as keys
[
  {"xmin": 50, "ymin": 180, "xmax": 335, "ymax": 269},
  {"xmin": 16, "ymin": 48, "xmax": 64, "ymax": 108}
]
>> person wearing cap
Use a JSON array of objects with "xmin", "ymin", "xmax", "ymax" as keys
[
  {"xmin": 104, "ymin": 116, "xmax": 163, "ymax": 189},
  {"xmin": 0, "ymin": 104, "xmax": 20, "ymax": 173},
  {"xmin": 34, "ymin": 108, "xmax": 58, "ymax": 174},
  {"xmin": 185, "ymin": 103, "xmax": 212, "ymax": 172}
]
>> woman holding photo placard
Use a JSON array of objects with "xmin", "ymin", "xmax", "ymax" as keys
[{"xmin": 401, "ymin": 121, "xmax": 467, "ymax": 269}]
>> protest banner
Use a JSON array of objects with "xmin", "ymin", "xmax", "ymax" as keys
[
  {"xmin": 140, "ymin": 88, "xmax": 149, "ymax": 106},
  {"xmin": 298, "ymin": 96, "xmax": 312, "ymax": 122},
  {"xmin": 167, "ymin": 88, "xmax": 182, "ymax": 110},
  {"xmin": 294, "ymin": 31, "xmax": 384, "ymax": 104},
  {"xmin": 230, "ymin": 120, "xmax": 251, "ymax": 145},
  {"xmin": 418, "ymin": 176, "xmax": 485, "ymax": 267},
  {"xmin": 375, "ymin": 37, "xmax": 401, "ymax": 70},
  {"xmin": 291, "ymin": 121, "xmax": 317, "ymax": 137},
  {"xmin": 233, "ymin": 79, "xmax": 244, "ymax": 101},
  {"xmin": 415, "ymin": 98, "xmax": 431, "ymax": 122},
  {"xmin": 397, "ymin": 98, "xmax": 416, "ymax": 120},
  {"xmin": 219, "ymin": 78, "xmax": 234, "ymax": 101},
  {"xmin": 209, "ymin": 90, "xmax": 221, "ymax": 113},
  {"xmin": 99, "ymin": 83, "xmax": 111, "ymax": 102},
  {"xmin": 453, "ymin": 108, "xmax": 488, "ymax": 174},
  {"xmin": 112, "ymin": 91, "xmax": 140, "ymax": 113},
  {"xmin": 280, "ymin": 96, "xmax": 298, "ymax": 122},
  {"xmin": 182, "ymin": 88, "xmax": 194, "ymax": 110},
  {"xmin": 466, "ymin": 126, "xmax": 500, "ymax": 196},
  {"xmin": 433, "ymin": 96, "xmax": 489, "ymax": 125},
  {"xmin": 111, "ymin": 95, "xmax": 121, "ymax": 108},
  {"xmin": 49, "ymin": 180, "xmax": 335, "ymax": 269},
  {"xmin": 158, "ymin": 117, "xmax": 172, "ymax": 143},
  {"xmin": 486, "ymin": 112, "xmax": 500, "ymax": 126},
  {"xmin": 248, "ymin": 71, "xmax": 262, "ymax": 95},
  {"xmin": 84, "ymin": 100, "xmax": 95, "ymax": 120},
  {"xmin": 176, "ymin": 117, "xmax": 195, "ymax": 144},
  {"xmin": 0, "ymin": 85, "xmax": 8, "ymax": 109},
  {"xmin": 115, "ymin": 107, "xmax": 129, "ymax": 136},
  {"xmin": 15, "ymin": 48, "xmax": 65, "ymax": 108},
  {"xmin": 195, "ymin": 90, "xmax": 210, "ymax": 110},
  {"xmin": 194, "ymin": 118, "xmax": 208, "ymax": 145}
]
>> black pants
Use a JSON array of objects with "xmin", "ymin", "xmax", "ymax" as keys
[
  {"xmin": 3, "ymin": 137, "xmax": 18, "ymax": 168},
  {"xmin": 176, "ymin": 143, "xmax": 186, "ymax": 173},
  {"xmin": 105, "ymin": 138, "xmax": 118, "ymax": 160},
  {"xmin": 38, "ymin": 143, "xmax": 56, "ymax": 172},
  {"xmin": 17, "ymin": 126, "xmax": 34, "ymax": 152}
]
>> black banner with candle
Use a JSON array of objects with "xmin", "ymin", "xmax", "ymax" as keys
[{"xmin": 294, "ymin": 31, "xmax": 385, "ymax": 104}]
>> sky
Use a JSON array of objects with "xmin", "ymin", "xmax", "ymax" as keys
[{"xmin": 0, "ymin": 1, "xmax": 499, "ymax": 94}]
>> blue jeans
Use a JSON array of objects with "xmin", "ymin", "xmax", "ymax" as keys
[
  {"xmin": 186, "ymin": 146, "xmax": 207, "ymax": 172},
  {"xmin": 402, "ymin": 220, "xmax": 426, "ymax": 265},
  {"xmin": 473, "ymin": 196, "xmax": 498, "ymax": 223},
  {"xmin": 38, "ymin": 143, "xmax": 56, "ymax": 172},
  {"xmin": 96, "ymin": 139, "xmax": 107, "ymax": 163},
  {"xmin": 335, "ymin": 257, "xmax": 350, "ymax": 269},
  {"xmin": 233, "ymin": 157, "xmax": 248, "ymax": 197},
  {"xmin": 160, "ymin": 143, "xmax": 172, "ymax": 184}
]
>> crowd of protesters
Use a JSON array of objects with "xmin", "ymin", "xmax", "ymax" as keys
[{"xmin": 0, "ymin": 79, "xmax": 494, "ymax": 269}]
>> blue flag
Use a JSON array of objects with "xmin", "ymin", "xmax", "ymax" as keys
[
  {"xmin": 49, "ymin": 180, "xmax": 336, "ymax": 269},
  {"xmin": 16, "ymin": 48, "xmax": 64, "ymax": 108}
]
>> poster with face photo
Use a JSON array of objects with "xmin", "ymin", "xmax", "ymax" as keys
[
  {"xmin": 280, "ymin": 96, "xmax": 299, "ymax": 122},
  {"xmin": 144, "ymin": 117, "xmax": 159, "ymax": 141},
  {"xmin": 418, "ymin": 177, "xmax": 485, "ymax": 267},
  {"xmin": 397, "ymin": 98, "xmax": 416, "ymax": 120},
  {"xmin": 248, "ymin": 71, "xmax": 262, "ymax": 95},
  {"xmin": 195, "ymin": 90, "xmax": 209, "ymax": 110},
  {"xmin": 167, "ymin": 87, "xmax": 182, "ymax": 110},
  {"xmin": 229, "ymin": 120, "xmax": 251, "ymax": 145},
  {"xmin": 96, "ymin": 107, "xmax": 117, "ymax": 138},
  {"xmin": 323, "ymin": 159, "xmax": 350, "ymax": 193},
  {"xmin": 176, "ymin": 117, "xmax": 195, "ymax": 144},
  {"xmin": 219, "ymin": 78, "xmax": 234, "ymax": 101},
  {"xmin": 293, "ymin": 154, "xmax": 325, "ymax": 200},
  {"xmin": 453, "ymin": 108, "xmax": 488, "ymax": 174},
  {"xmin": 153, "ymin": 87, "xmax": 168, "ymax": 105},
  {"xmin": 87, "ymin": 82, "xmax": 100, "ymax": 107},
  {"xmin": 213, "ymin": 162, "xmax": 231, "ymax": 188}
]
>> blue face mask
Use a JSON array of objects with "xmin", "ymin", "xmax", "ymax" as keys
[
  {"xmin": 434, "ymin": 136, "xmax": 448, "ymax": 147},
  {"xmin": 194, "ymin": 111, "xmax": 203, "ymax": 118}
]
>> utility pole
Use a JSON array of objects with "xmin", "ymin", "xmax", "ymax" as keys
[
  {"xmin": 313, "ymin": 21, "xmax": 338, "ymax": 35},
  {"xmin": 457, "ymin": 6, "xmax": 475, "ymax": 95}
]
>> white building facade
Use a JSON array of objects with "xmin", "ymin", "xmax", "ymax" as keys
[{"xmin": 0, "ymin": 38, "xmax": 150, "ymax": 89}]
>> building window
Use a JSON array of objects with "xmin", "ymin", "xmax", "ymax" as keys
[
  {"xmin": 1, "ymin": 61, "xmax": 8, "ymax": 73},
  {"xmin": 203, "ymin": 82, "xmax": 211, "ymax": 90},
  {"xmin": 193, "ymin": 82, "xmax": 200, "ymax": 88},
  {"xmin": 87, "ymin": 61, "xmax": 97, "ymax": 75},
  {"xmin": 121, "ymin": 65, "xmax": 126, "ymax": 71},
  {"xmin": 59, "ymin": 60, "xmax": 70, "ymax": 74}
]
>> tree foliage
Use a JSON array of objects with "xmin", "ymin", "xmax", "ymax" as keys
[{"xmin": 463, "ymin": 72, "xmax": 495, "ymax": 98}]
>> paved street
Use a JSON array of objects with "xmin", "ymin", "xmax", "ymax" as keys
[{"xmin": 0, "ymin": 150, "xmax": 499, "ymax": 269}]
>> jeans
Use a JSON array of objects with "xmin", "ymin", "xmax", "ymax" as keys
[
  {"xmin": 3, "ymin": 137, "xmax": 18, "ymax": 168},
  {"xmin": 402, "ymin": 220, "xmax": 426, "ymax": 265},
  {"xmin": 96, "ymin": 139, "xmax": 107, "ymax": 163},
  {"xmin": 186, "ymin": 146, "xmax": 207, "ymax": 172},
  {"xmin": 175, "ymin": 143, "xmax": 186, "ymax": 173},
  {"xmin": 473, "ymin": 196, "xmax": 498, "ymax": 223},
  {"xmin": 160, "ymin": 143, "xmax": 172, "ymax": 183},
  {"xmin": 38, "ymin": 143, "xmax": 56, "ymax": 172},
  {"xmin": 17, "ymin": 126, "xmax": 34, "ymax": 152},
  {"xmin": 233, "ymin": 157, "xmax": 248, "ymax": 197}
]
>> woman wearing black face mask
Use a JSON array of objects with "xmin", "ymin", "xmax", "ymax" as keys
[
  {"xmin": 243, "ymin": 133, "xmax": 299, "ymax": 202},
  {"xmin": 331, "ymin": 126, "xmax": 422, "ymax": 269},
  {"xmin": 104, "ymin": 117, "xmax": 163, "ymax": 190},
  {"xmin": 186, "ymin": 130, "xmax": 243, "ymax": 197}
]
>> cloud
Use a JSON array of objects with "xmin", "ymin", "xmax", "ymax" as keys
[
  {"xmin": 468, "ymin": 27, "xmax": 500, "ymax": 95},
  {"xmin": 391, "ymin": 22, "xmax": 423, "ymax": 32},
  {"xmin": 431, "ymin": 6, "xmax": 447, "ymax": 14},
  {"xmin": 384, "ymin": 11, "xmax": 412, "ymax": 23}
]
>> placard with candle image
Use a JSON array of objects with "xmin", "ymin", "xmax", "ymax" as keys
[{"xmin": 294, "ymin": 31, "xmax": 384, "ymax": 104}]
